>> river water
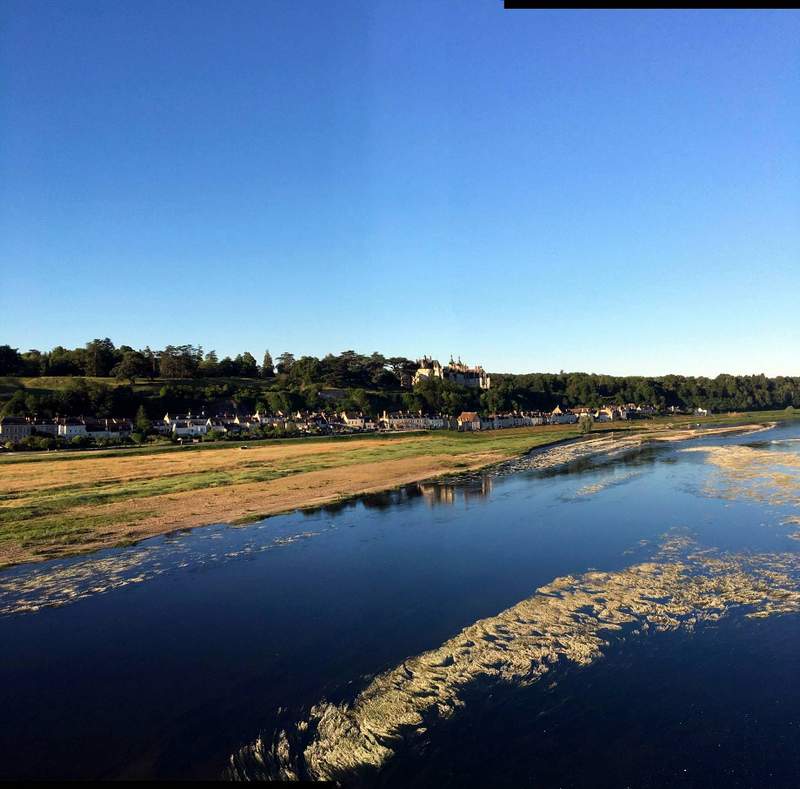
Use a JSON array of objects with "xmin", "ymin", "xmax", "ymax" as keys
[{"xmin": 1, "ymin": 423, "xmax": 800, "ymax": 783}]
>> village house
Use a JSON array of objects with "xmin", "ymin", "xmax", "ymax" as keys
[
  {"xmin": 380, "ymin": 411, "xmax": 417, "ymax": 431},
  {"xmin": 477, "ymin": 412, "xmax": 542, "ymax": 430},
  {"xmin": 340, "ymin": 412, "xmax": 378, "ymax": 431},
  {"xmin": 526, "ymin": 412, "xmax": 548, "ymax": 426},
  {"xmin": 549, "ymin": 405, "xmax": 578, "ymax": 424},
  {"xmin": 254, "ymin": 410, "xmax": 287, "ymax": 428},
  {"xmin": 482, "ymin": 414, "xmax": 514, "ymax": 430},
  {"xmin": 164, "ymin": 411, "xmax": 203, "ymax": 423},
  {"xmin": 83, "ymin": 418, "xmax": 132, "ymax": 440},
  {"xmin": 58, "ymin": 417, "xmax": 88, "ymax": 439},
  {"xmin": 289, "ymin": 411, "xmax": 331, "ymax": 432},
  {"xmin": 0, "ymin": 416, "xmax": 32, "ymax": 443},
  {"xmin": 340, "ymin": 411, "xmax": 366, "ymax": 430},
  {"xmin": 378, "ymin": 412, "xmax": 449, "ymax": 431},
  {"xmin": 171, "ymin": 421, "xmax": 207, "ymax": 437},
  {"xmin": 31, "ymin": 418, "xmax": 59, "ymax": 436},
  {"xmin": 205, "ymin": 418, "xmax": 230, "ymax": 434},
  {"xmin": 170, "ymin": 417, "xmax": 208, "ymax": 437},
  {"xmin": 238, "ymin": 411, "xmax": 286, "ymax": 430},
  {"xmin": 163, "ymin": 412, "xmax": 210, "ymax": 434},
  {"xmin": 233, "ymin": 414, "xmax": 262, "ymax": 431},
  {"xmin": 456, "ymin": 411, "xmax": 482, "ymax": 431}
]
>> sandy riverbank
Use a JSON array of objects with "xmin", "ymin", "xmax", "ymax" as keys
[{"xmin": 504, "ymin": 422, "xmax": 773, "ymax": 474}]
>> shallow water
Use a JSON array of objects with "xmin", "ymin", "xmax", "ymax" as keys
[{"xmin": 1, "ymin": 423, "xmax": 799, "ymax": 782}]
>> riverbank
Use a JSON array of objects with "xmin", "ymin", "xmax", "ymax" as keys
[
  {"xmin": 0, "ymin": 416, "xmax": 785, "ymax": 569},
  {"xmin": 509, "ymin": 421, "xmax": 774, "ymax": 472}
]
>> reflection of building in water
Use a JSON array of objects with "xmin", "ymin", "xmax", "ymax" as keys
[
  {"xmin": 418, "ymin": 476, "xmax": 493, "ymax": 507},
  {"xmin": 419, "ymin": 483, "xmax": 456, "ymax": 507},
  {"xmin": 463, "ymin": 475, "xmax": 493, "ymax": 503}
]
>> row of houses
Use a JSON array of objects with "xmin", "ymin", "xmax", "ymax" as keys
[
  {"xmin": 159, "ymin": 410, "xmax": 451, "ymax": 436},
  {"xmin": 159, "ymin": 409, "xmax": 549, "ymax": 436},
  {"xmin": 0, "ymin": 416, "xmax": 134, "ymax": 442},
  {"xmin": 454, "ymin": 412, "xmax": 549, "ymax": 431},
  {"xmin": 160, "ymin": 411, "xmax": 309, "ymax": 437},
  {"xmin": 1, "ymin": 403, "xmax": 715, "ymax": 445},
  {"xmin": 457, "ymin": 403, "xmax": 710, "ymax": 431}
]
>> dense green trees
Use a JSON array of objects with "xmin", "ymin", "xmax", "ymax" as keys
[
  {"xmin": 0, "ymin": 341, "xmax": 414, "ymax": 390},
  {"xmin": 113, "ymin": 350, "xmax": 149, "ymax": 383},
  {"xmin": 2, "ymin": 338, "xmax": 799, "ymax": 418},
  {"xmin": 1, "ymin": 379, "xmax": 137, "ymax": 419},
  {"xmin": 491, "ymin": 371, "xmax": 800, "ymax": 413},
  {"xmin": 276, "ymin": 352, "xmax": 296, "ymax": 375},
  {"xmin": 159, "ymin": 345, "xmax": 203, "ymax": 378},
  {"xmin": 0, "ymin": 345, "xmax": 22, "ymax": 375},
  {"xmin": 399, "ymin": 377, "xmax": 479, "ymax": 415},
  {"xmin": 84, "ymin": 338, "xmax": 117, "ymax": 377}
]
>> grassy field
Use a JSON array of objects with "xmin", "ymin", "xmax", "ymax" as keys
[
  {"xmin": 0, "ymin": 410, "xmax": 796, "ymax": 569},
  {"xmin": 0, "ymin": 426, "xmax": 589, "ymax": 567}
]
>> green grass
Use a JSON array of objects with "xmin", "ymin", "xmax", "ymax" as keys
[
  {"xmin": 3, "ymin": 407, "xmax": 797, "ymax": 467},
  {"xmin": 1, "ymin": 409, "xmax": 795, "ymax": 566},
  {"xmin": 2, "ymin": 510, "xmax": 156, "ymax": 555},
  {"xmin": 0, "ymin": 427, "xmax": 586, "ymax": 563}
]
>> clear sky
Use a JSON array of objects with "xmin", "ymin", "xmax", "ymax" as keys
[{"xmin": 2, "ymin": 3, "xmax": 799, "ymax": 376}]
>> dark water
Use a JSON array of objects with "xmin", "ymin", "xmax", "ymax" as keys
[{"xmin": 1, "ymin": 423, "xmax": 799, "ymax": 782}]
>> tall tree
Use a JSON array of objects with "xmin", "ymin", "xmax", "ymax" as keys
[
  {"xmin": 142, "ymin": 347, "xmax": 158, "ymax": 380},
  {"xmin": 84, "ymin": 338, "xmax": 117, "ymax": 377},
  {"xmin": 198, "ymin": 350, "xmax": 220, "ymax": 377},
  {"xmin": 134, "ymin": 405, "xmax": 151, "ymax": 435},
  {"xmin": 261, "ymin": 350, "xmax": 275, "ymax": 378},
  {"xmin": 238, "ymin": 352, "xmax": 259, "ymax": 378},
  {"xmin": 276, "ymin": 352, "xmax": 295, "ymax": 375}
]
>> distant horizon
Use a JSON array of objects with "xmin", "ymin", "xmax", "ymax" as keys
[{"xmin": 2, "ymin": 5, "xmax": 798, "ymax": 378}]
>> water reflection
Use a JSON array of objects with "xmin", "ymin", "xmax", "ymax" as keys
[
  {"xmin": 419, "ymin": 476, "xmax": 493, "ymax": 507},
  {"xmin": 297, "ymin": 478, "xmax": 495, "ymax": 515}
]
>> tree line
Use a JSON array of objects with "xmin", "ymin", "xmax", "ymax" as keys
[
  {"xmin": 0, "ymin": 340, "xmax": 417, "ymax": 388},
  {"xmin": 1, "ymin": 340, "xmax": 799, "ymax": 418}
]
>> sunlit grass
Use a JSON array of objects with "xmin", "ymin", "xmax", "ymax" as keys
[{"xmin": 0, "ymin": 410, "xmax": 794, "ymax": 566}]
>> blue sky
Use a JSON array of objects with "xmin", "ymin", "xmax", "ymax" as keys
[{"xmin": 2, "ymin": 3, "xmax": 798, "ymax": 376}]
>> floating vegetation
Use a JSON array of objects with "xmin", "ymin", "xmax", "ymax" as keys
[
  {"xmin": 684, "ymin": 444, "xmax": 800, "ymax": 509},
  {"xmin": 684, "ymin": 444, "xmax": 800, "ymax": 544},
  {"xmin": 573, "ymin": 471, "xmax": 642, "ymax": 498},
  {"xmin": 228, "ymin": 535, "xmax": 800, "ymax": 783},
  {"xmin": 0, "ymin": 526, "xmax": 329, "ymax": 617}
]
